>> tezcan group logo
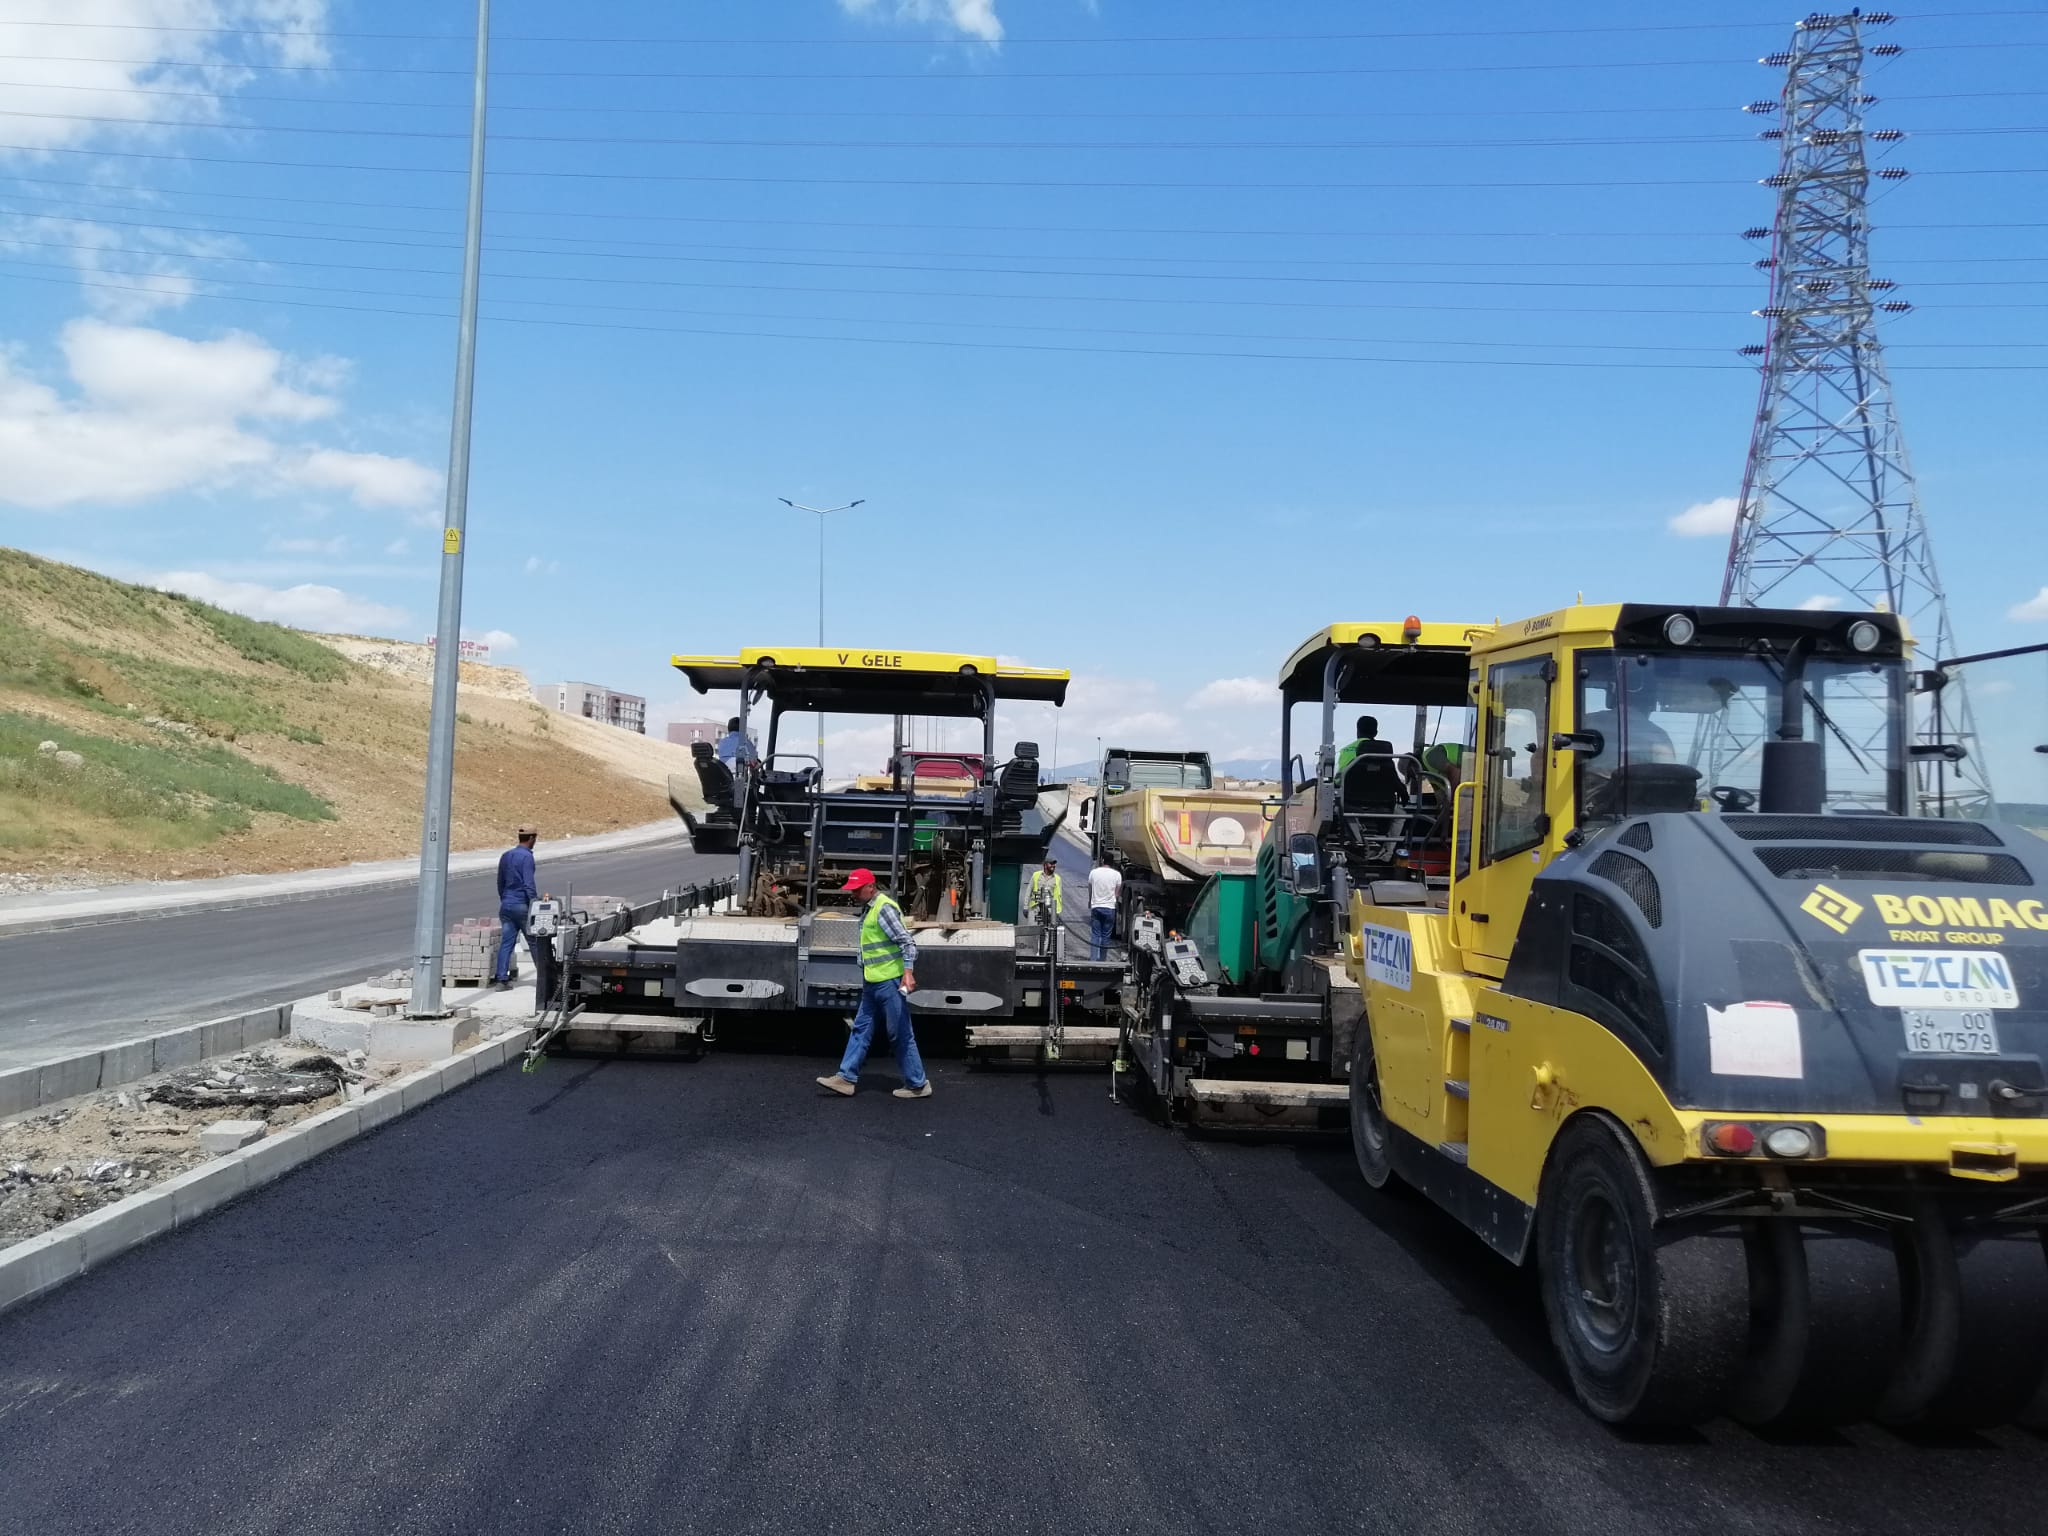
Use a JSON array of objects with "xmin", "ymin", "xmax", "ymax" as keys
[{"xmin": 1800, "ymin": 883, "xmax": 1865, "ymax": 935}]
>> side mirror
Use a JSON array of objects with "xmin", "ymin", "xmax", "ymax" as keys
[
  {"xmin": 1288, "ymin": 833, "xmax": 1325, "ymax": 895},
  {"xmin": 1550, "ymin": 729, "xmax": 1606, "ymax": 754},
  {"xmin": 1910, "ymin": 742, "xmax": 1968, "ymax": 763}
]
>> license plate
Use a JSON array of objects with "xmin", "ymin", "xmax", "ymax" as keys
[{"xmin": 1901, "ymin": 1008, "xmax": 2001, "ymax": 1056}]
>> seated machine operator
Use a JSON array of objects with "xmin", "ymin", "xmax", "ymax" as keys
[
  {"xmin": 1579, "ymin": 676, "xmax": 1689, "ymax": 816},
  {"xmin": 1334, "ymin": 714, "xmax": 1392, "ymax": 776}
]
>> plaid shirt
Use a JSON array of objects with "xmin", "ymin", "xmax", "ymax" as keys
[{"xmin": 872, "ymin": 895, "xmax": 919, "ymax": 970}]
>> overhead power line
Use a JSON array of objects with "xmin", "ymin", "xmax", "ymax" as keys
[
  {"xmin": 3, "ymin": 42, "xmax": 2043, "ymax": 80},
  {"xmin": 3, "ymin": 208, "xmax": 2040, "ymax": 289},
  {"xmin": 0, "ymin": 75, "xmax": 2041, "ymax": 120},
  {"xmin": 3, "ymin": 264, "xmax": 2040, "ymax": 372},
  {"xmin": 8, "ymin": 234, "xmax": 2045, "ymax": 328},
  {"xmin": 0, "ymin": 11, "xmax": 2035, "ymax": 45},
  {"xmin": 4, "ymin": 139, "xmax": 2045, "ymax": 190},
  {"xmin": 3, "ymin": 172, "xmax": 2043, "ymax": 246},
  {"xmin": 0, "ymin": 104, "xmax": 2041, "ymax": 151},
  {"xmin": 14, "ymin": 192, "xmax": 2035, "ymax": 269}
]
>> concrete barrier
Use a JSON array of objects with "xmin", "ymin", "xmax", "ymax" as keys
[
  {"xmin": 0, "ymin": 1004, "xmax": 293, "ymax": 1123},
  {"xmin": 0, "ymin": 1026, "xmax": 532, "ymax": 1319}
]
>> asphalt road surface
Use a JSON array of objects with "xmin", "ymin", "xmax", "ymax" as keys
[
  {"xmin": 2, "ymin": 1055, "xmax": 2040, "ymax": 1536},
  {"xmin": 0, "ymin": 837, "xmax": 729, "ymax": 1069}
]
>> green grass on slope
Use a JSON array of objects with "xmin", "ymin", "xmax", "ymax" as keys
[
  {"xmin": 0, "ymin": 712, "xmax": 334, "ymax": 850},
  {"xmin": 0, "ymin": 547, "xmax": 349, "ymax": 737},
  {"xmin": 169, "ymin": 594, "xmax": 347, "ymax": 680}
]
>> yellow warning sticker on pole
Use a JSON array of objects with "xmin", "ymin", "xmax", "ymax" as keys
[{"xmin": 443, "ymin": 527, "xmax": 462, "ymax": 554}]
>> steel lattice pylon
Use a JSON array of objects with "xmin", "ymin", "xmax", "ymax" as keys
[{"xmin": 1722, "ymin": 10, "xmax": 1991, "ymax": 814}]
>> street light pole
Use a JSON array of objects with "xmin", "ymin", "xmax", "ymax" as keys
[
  {"xmin": 777, "ymin": 497, "xmax": 864, "ymax": 776},
  {"xmin": 408, "ymin": 0, "xmax": 490, "ymax": 1020}
]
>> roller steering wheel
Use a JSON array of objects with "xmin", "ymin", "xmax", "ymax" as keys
[{"xmin": 1709, "ymin": 784, "xmax": 1757, "ymax": 813}]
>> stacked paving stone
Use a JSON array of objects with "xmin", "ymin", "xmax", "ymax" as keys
[{"xmin": 443, "ymin": 917, "xmax": 497, "ymax": 984}]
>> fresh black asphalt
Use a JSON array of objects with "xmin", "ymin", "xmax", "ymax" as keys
[
  {"xmin": 0, "ymin": 837, "xmax": 728, "ymax": 1068},
  {"xmin": 1, "ymin": 1053, "xmax": 2040, "ymax": 1536}
]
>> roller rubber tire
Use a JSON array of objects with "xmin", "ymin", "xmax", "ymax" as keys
[
  {"xmin": 1882, "ymin": 1210, "xmax": 2048, "ymax": 1428},
  {"xmin": 1537, "ymin": 1116, "xmax": 1749, "ymax": 1426},
  {"xmin": 1730, "ymin": 1222, "xmax": 1901, "ymax": 1428},
  {"xmin": 1347, "ymin": 1016, "xmax": 1395, "ymax": 1190},
  {"xmin": 1925, "ymin": 1231, "xmax": 2048, "ymax": 1428}
]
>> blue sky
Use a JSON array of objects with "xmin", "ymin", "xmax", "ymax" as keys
[{"xmin": 0, "ymin": 0, "xmax": 2042, "ymax": 792}]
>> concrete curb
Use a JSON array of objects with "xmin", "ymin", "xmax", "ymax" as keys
[
  {"xmin": 0, "ymin": 1026, "xmax": 532, "ymax": 1320},
  {"xmin": 0, "ymin": 1005, "xmax": 294, "ymax": 1123},
  {"xmin": 0, "ymin": 820, "xmax": 686, "ymax": 937}
]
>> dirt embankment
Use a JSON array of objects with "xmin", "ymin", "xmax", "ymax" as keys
[{"xmin": 0, "ymin": 547, "xmax": 700, "ymax": 885}]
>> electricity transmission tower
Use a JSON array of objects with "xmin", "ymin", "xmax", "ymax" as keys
[{"xmin": 1722, "ymin": 10, "xmax": 1992, "ymax": 813}]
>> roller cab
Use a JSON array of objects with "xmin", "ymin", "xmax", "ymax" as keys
[{"xmin": 1345, "ymin": 601, "xmax": 2048, "ymax": 1428}]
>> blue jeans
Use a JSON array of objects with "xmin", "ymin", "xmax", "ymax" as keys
[
  {"xmin": 1089, "ymin": 907, "xmax": 1116, "ymax": 961},
  {"xmin": 495, "ymin": 900, "xmax": 531, "ymax": 982},
  {"xmin": 837, "ymin": 977, "xmax": 927, "ymax": 1089}
]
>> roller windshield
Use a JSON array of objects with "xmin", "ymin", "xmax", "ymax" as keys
[{"xmin": 1575, "ymin": 649, "xmax": 1907, "ymax": 820}]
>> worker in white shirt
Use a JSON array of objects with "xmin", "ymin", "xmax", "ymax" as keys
[{"xmin": 1087, "ymin": 853, "xmax": 1123, "ymax": 960}]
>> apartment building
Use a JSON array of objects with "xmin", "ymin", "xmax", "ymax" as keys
[{"xmin": 531, "ymin": 681, "xmax": 647, "ymax": 734}]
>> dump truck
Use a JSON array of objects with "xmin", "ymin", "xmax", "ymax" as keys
[
  {"xmin": 1340, "ymin": 601, "xmax": 2048, "ymax": 1429},
  {"xmin": 1090, "ymin": 748, "xmax": 1271, "ymax": 935},
  {"xmin": 1115, "ymin": 620, "xmax": 1491, "ymax": 1126},
  {"xmin": 540, "ymin": 647, "xmax": 1120, "ymax": 1060}
]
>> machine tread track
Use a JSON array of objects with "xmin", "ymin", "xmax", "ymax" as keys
[{"xmin": 1537, "ymin": 1115, "xmax": 1749, "ymax": 1427}]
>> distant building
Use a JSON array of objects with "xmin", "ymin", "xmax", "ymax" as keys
[
  {"xmin": 667, "ymin": 719, "xmax": 725, "ymax": 748},
  {"xmin": 533, "ymin": 681, "xmax": 646, "ymax": 734}
]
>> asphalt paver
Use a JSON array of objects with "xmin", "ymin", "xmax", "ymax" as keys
[{"xmin": 1, "ymin": 1054, "xmax": 2041, "ymax": 1536}]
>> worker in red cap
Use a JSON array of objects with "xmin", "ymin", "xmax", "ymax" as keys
[{"xmin": 815, "ymin": 868, "xmax": 932, "ymax": 1099}]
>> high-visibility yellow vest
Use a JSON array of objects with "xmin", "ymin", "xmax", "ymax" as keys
[
  {"xmin": 1030, "ymin": 868, "xmax": 1063, "ymax": 916},
  {"xmin": 859, "ymin": 893, "xmax": 908, "ymax": 983}
]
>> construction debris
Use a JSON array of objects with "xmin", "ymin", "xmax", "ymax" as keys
[
  {"xmin": 198, "ymin": 1120, "xmax": 268, "ymax": 1155},
  {"xmin": 0, "ymin": 1045, "xmax": 404, "ymax": 1248},
  {"xmin": 145, "ymin": 1054, "xmax": 344, "ymax": 1112}
]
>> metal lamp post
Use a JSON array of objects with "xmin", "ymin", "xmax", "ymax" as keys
[
  {"xmin": 777, "ymin": 497, "xmax": 865, "ymax": 775},
  {"xmin": 408, "ymin": 0, "xmax": 491, "ymax": 1019}
]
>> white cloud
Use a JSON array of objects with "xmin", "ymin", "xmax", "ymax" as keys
[
  {"xmin": 468, "ymin": 628, "xmax": 518, "ymax": 654},
  {"xmin": 1669, "ymin": 496, "xmax": 1740, "ymax": 538},
  {"xmin": 836, "ymin": 0, "xmax": 1003, "ymax": 43},
  {"xmin": 383, "ymin": 537, "xmax": 410, "ymax": 556},
  {"xmin": 0, "ymin": 319, "xmax": 436, "ymax": 511},
  {"xmin": 268, "ymin": 535, "xmax": 347, "ymax": 557},
  {"xmin": 294, "ymin": 447, "xmax": 439, "ymax": 510},
  {"xmin": 0, "ymin": 2, "xmax": 329, "ymax": 154},
  {"xmin": 1188, "ymin": 676, "xmax": 1269, "ymax": 710},
  {"xmin": 151, "ymin": 569, "xmax": 408, "ymax": 635},
  {"xmin": 2011, "ymin": 586, "xmax": 2048, "ymax": 622},
  {"xmin": 524, "ymin": 555, "xmax": 561, "ymax": 576},
  {"xmin": 0, "ymin": 3, "xmax": 332, "ymax": 313},
  {"xmin": 1976, "ymin": 679, "xmax": 2017, "ymax": 698},
  {"xmin": 1796, "ymin": 594, "xmax": 1843, "ymax": 611}
]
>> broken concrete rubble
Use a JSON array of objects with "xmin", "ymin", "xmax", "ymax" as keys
[
  {"xmin": 198, "ymin": 1120, "xmax": 268, "ymax": 1155},
  {"xmin": 0, "ymin": 1044, "xmax": 403, "ymax": 1248}
]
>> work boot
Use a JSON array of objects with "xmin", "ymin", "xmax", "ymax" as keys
[
  {"xmin": 892, "ymin": 1083, "xmax": 933, "ymax": 1100},
  {"xmin": 816, "ymin": 1074, "xmax": 857, "ymax": 1097}
]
